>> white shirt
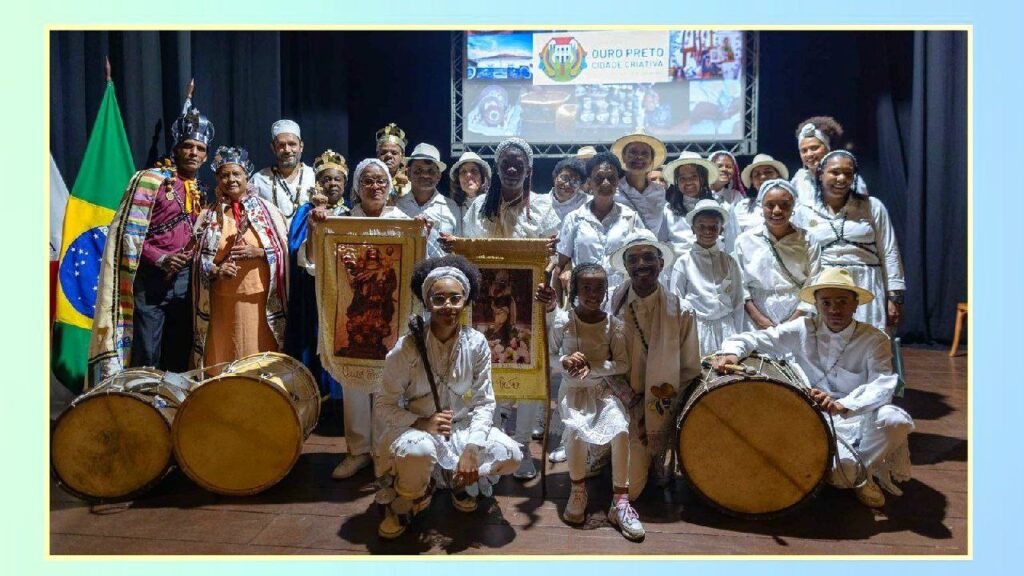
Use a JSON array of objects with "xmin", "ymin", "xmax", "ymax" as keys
[
  {"xmin": 252, "ymin": 164, "xmax": 317, "ymax": 223},
  {"xmin": 720, "ymin": 317, "xmax": 897, "ymax": 417},
  {"xmin": 374, "ymin": 327, "xmax": 496, "ymax": 448},
  {"xmin": 462, "ymin": 191, "xmax": 562, "ymax": 240},
  {"xmin": 549, "ymin": 188, "xmax": 590, "ymax": 221},
  {"xmin": 669, "ymin": 243, "xmax": 745, "ymax": 325},
  {"xmin": 794, "ymin": 196, "xmax": 905, "ymax": 292},
  {"xmin": 615, "ymin": 179, "xmax": 666, "ymax": 236},
  {"xmin": 396, "ymin": 189, "xmax": 463, "ymax": 258},
  {"xmin": 557, "ymin": 200, "xmax": 646, "ymax": 299}
]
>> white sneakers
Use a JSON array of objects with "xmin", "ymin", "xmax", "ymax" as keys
[
  {"xmin": 563, "ymin": 483, "xmax": 587, "ymax": 525},
  {"xmin": 608, "ymin": 499, "xmax": 646, "ymax": 542},
  {"xmin": 513, "ymin": 450, "xmax": 538, "ymax": 480},
  {"xmin": 548, "ymin": 445, "xmax": 567, "ymax": 463},
  {"xmin": 331, "ymin": 453, "xmax": 371, "ymax": 480}
]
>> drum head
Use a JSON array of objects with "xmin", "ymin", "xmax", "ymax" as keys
[
  {"xmin": 52, "ymin": 393, "xmax": 172, "ymax": 500},
  {"xmin": 679, "ymin": 379, "xmax": 830, "ymax": 517},
  {"xmin": 172, "ymin": 375, "xmax": 302, "ymax": 496}
]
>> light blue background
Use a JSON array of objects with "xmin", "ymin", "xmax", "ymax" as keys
[{"xmin": 7, "ymin": 0, "xmax": 1011, "ymax": 574}]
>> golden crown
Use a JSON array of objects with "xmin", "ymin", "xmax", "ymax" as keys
[
  {"xmin": 314, "ymin": 149, "xmax": 349, "ymax": 177},
  {"xmin": 375, "ymin": 123, "xmax": 407, "ymax": 150}
]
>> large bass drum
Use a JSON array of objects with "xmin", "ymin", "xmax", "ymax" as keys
[
  {"xmin": 172, "ymin": 352, "xmax": 320, "ymax": 496},
  {"xmin": 676, "ymin": 354, "xmax": 833, "ymax": 518},
  {"xmin": 51, "ymin": 368, "xmax": 193, "ymax": 502}
]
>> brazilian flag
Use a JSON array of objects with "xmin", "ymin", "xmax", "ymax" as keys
[{"xmin": 51, "ymin": 80, "xmax": 134, "ymax": 393}]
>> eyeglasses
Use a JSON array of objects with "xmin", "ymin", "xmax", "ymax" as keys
[
  {"xmin": 359, "ymin": 178, "xmax": 390, "ymax": 189},
  {"xmin": 624, "ymin": 252, "xmax": 660, "ymax": 265},
  {"xmin": 555, "ymin": 173, "xmax": 581, "ymax": 184},
  {"xmin": 428, "ymin": 293, "xmax": 465, "ymax": 307}
]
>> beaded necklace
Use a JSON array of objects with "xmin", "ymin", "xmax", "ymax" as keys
[{"xmin": 271, "ymin": 164, "xmax": 305, "ymax": 218}]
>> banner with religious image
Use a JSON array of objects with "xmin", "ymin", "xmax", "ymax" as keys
[
  {"xmin": 448, "ymin": 238, "xmax": 550, "ymax": 402},
  {"xmin": 313, "ymin": 218, "xmax": 427, "ymax": 390}
]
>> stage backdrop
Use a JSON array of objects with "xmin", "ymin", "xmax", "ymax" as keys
[{"xmin": 49, "ymin": 30, "xmax": 966, "ymax": 344}]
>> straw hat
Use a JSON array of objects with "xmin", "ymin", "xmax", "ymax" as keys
[
  {"xmin": 740, "ymin": 153, "xmax": 790, "ymax": 188},
  {"xmin": 663, "ymin": 151, "xmax": 720, "ymax": 186},
  {"xmin": 609, "ymin": 229, "xmax": 677, "ymax": 274},
  {"xmin": 610, "ymin": 130, "xmax": 667, "ymax": 170},
  {"xmin": 404, "ymin": 142, "xmax": 447, "ymax": 172},
  {"xmin": 685, "ymin": 198, "xmax": 731, "ymax": 227},
  {"xmin": 576, "ymin": 145, "xmax": 598, "ymax": 160},
  {"xmin": 448, "ymin": 151, "xmax": 492, "ymax": 182},
  {"xmin": 798, "ymin": 267, "xmax": 874, "ymax": 304}
]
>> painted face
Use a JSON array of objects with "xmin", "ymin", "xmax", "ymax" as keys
[
  {"xmin": 316, "ymin": 168, "xmax": 347, "ymax": 203},
  {"xmin": 554, "ymin": 168, "xmax": 582, "ymax": 200},
  {"xmin": 458, "ymin": 162, "xmax": 484, "ymax": 199},
  {"xmin": 356, "ymin": 164, "xmax": 390, "ymax": 213},
  {"xmin": 623, "ymin": 142, "xmax": 654, "ymax": 173},
  {"xmin": 497, "ymin": 147, "xmax": 529, "ymax": 189},
  {"xmin": 623, "ymin": 245, "xmax": 663, "ymax": 291},
  {"xmin": 820, "ymin": 156, "xmax": 856, "ymax": 201},
  {"xmin": 174, "ymin": 139, "xmax": 208, "ymax": 176},
  {"xmin": 814, "ymin": 287, "xmax": 859, "ymax": 332},
  {"xmin": 573, "ymin": 272, "xmax": 608, "ymax": 312},
  {"xmin": 749, "ymin": 164, "xmax": 781, "ymax": 192},
  {"xmin": 692, "ymin": 213, "xmax": 723, "ymax": 247},
  {"xmin": 272, "ymin": 133, "xmax": 303, "ymax": 169},
  {"xmin": 377, "ymin": 142, "xmax": 404, "ymax": 175},
  {"xmin": 676, "ymin": 164, "xmax": 702, "ymax": 197},
  {"xmin": 427, "ymin": 277, "xmax": 467, "ymax": 328},
  {"xmin": 216, "ymin": 163, "xmax": 248, "ymax": 200},
  {"xmin": 761, "ymin": 188, "xmax": 795, "ymax": 229},
  {"xmin": 409, "ymin": 160, "xmax": 441, "ymax": 194},
  {"xmin": 647, "ymin": 169, "xmax": 666, "ymax": 188},
  {"xmin": 588, "ymin": 161, "xmax": 619, "ymax": 197},
  {"xmin": 712, "ymin": 154, "xmax": 734, "ymax": 184},
  {"xmin": 799, "ymin": 137, "xmax": 828, "ymax": 171}
]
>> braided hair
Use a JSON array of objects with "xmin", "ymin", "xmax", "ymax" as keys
[
  {"xmin": 814, "ymin": 150, "xmax": 868, "ymax": 207},
  {"xmin": 666, "ymin": 164, "xmax": 714, "ymax": 217},
  {"xmin": 483, "ymin": 138, "xmax": 534, "ymax": 221},
  {"xmin": 568, "ymin": 262, "xmax": 608, "ymax": 307}
]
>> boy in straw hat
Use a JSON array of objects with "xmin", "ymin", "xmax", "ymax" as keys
[
  {"xmin": 668, "ymin": 199, "xmax": 746, "ymax": 356},
  {"xmin": 712, "ymin": 267, "xmax": 914, "ymax": 508}
]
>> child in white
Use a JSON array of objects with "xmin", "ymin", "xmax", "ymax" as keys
[{"xmin": 549, "ymin": 263, "xmax": 643, "ymax": 542}]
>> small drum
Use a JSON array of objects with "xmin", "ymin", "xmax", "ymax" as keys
[
  {"xmin": 676, "ymin": 354, "xmax": 833, "ymax": 518},
  {"xmin": 172, "ymin": 352, "xmax": 320, "ymax": 496},
  {"xmin": 51, "ymin": 368, "xmax": 192, "ymax": 502}
]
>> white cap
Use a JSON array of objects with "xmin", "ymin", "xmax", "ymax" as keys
[{"xmin": 272, "ymin": 119, "xmax": 301, "ymax": 139}]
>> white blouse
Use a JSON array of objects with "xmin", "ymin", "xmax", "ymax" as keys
[
  {"xmin": 732, "ymin": 225, "xmax": 814, "ymax": 322},
  {"xmin": 614, "ymin": 179, "xmax": 667, "ymax": 236},
  {"xmin": 731, "ymin": 196, "xmax": 764, "ymax": 235},
  {"xmin": 557, "ymin": 201, "xmax": 646, "ymax": 298},
  {"xmin": 462, "ymin": 191, "xmax": 562, "ymax": 240},
  {"xmin": 549, "ymin": 189, "xmax": 590, "ymax": 221}
]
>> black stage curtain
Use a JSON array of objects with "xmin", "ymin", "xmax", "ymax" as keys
[{"xmin": 49, "ymin": 30, "xmax": 967, "ymax": 344}]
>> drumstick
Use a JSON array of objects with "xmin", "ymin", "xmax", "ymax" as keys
[{"xmin": 719, "ymin": 363, "xmax": 757, "ymax": 375}]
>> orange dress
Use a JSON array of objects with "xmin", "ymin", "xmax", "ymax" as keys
[{"xmin": 203, "ymin": 215, "xmax": 278, "ymax": 368}]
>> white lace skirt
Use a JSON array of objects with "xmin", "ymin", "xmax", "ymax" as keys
[{"xmin": 559, "ymin": 379, "xmax": 630, "ymax": 446}]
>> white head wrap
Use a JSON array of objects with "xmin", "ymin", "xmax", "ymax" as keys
[
  {"xmin": 421, "ymin": 266, "xmax": 471, "ymax": 305},
  {"xmin": 272, "ymin": 119, "xmax": 302, "ymax": 139},
  {"xmin": 756, "ymin": 178, "xmax": 798, "ymax": 205},
  {"xmin": 797, "ymin": 122, "xmax": 830, "ymax": 149},
  {"xmin": 351, "ymin": 158, "xmax": 395, "ymax": 201}
]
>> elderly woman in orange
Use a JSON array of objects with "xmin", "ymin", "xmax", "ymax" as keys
[{"xmin": 192, "ymin": 146, "xmax": 289, "ymax": 370}]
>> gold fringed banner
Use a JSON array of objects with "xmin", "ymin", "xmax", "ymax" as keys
[
  {"xmin": 313, "ymin": 218, "xmax": 427, "ymax": 390},
  {"xmin": 449, "ymin": 238, "xmax": 550, "ymax": 402}
]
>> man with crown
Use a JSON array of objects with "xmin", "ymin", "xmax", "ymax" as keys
[
  {"xmin": 252, "ymin": 119, "xmax": 318, "ymax": 226},
  {"xmin": 88, "ymin": 88, "xmax": 214, "ymax": 385},
  {"xmin": 376, "ymin": 123, "xmax": 411, "ymax": 203}
]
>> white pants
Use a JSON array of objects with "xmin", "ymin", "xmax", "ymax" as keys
[
  {"xmin": 342, "ymin": 386, "xmax": 372, "ymax": 455},
  {"xmin": 390, "ymin": 427, "xmax": 522, "ymax": 499},
  {"xmin": 828, "ymin": 404, "xmax": 915, "ymax": 488},
  {"xmin": 567, "ymin": 431, "xmax": 628, "ymax": 488}
]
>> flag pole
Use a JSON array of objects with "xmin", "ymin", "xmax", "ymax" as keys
[{"xmin": 104, "ymin": 57, "xmax": 111, "ymax": 82}]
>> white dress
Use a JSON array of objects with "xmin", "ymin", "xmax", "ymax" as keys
[
  {"xmin": 557, "ymin": 201, "xmax": 646, "ymax": 304},
  {"xmin": 669, "ymin": 244, "xmax": 746, "ymax": 356},
  {"xmin": 794, "ymin": 196, "xmax": 904, "ymax": 332},
  {"xmin": 733, "ymin": 225, "xmax": 814, "ymax": 327},
  {"xmin": 614, "ymin": 179, "xmax": 666, "ymax": 235},
  {"xmin": 720, "ymin": 318, "xmax": 913, "ymax": 484},
  {"xmin": 373, "ymin": 327, "xmax": 522, "ymax": 477},
  {"xmin": 252, "ymin": 164, "xmax": 317, "ymax": 224},
  {"xmin": 462, "ymin": 191, "xmax": 561, "ymax": 240},
  {"xmin": 549, "ymin": 309, "xmax": 630, "ymax": 445}
]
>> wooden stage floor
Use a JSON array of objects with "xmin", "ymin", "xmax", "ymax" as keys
[{"xmin": 49, "ymin": 348, "xmax": 968, "ymax": 556}]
